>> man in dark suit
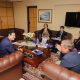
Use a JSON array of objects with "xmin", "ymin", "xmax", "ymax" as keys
[
  {"xmin": 56, "ymin": 26, "xmax": 67, "ymax": 40},
  {"xmin": 0, "ymin": 30, "xmax": 16, "ymax": 57},
  {"xmin": 74, "ymin": 37, "xmax": 80, "ymax": 50},
  {"xmin": 51, "ymin": 26, "xmax": 67, "ymax": 53},
  {"xmin": 56, "ymin": 40, "xmax": 80, "ymax": 73}
]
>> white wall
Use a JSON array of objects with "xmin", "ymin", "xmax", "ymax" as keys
[
  {"xmin": 13, "ymin": 0, "xmax": 80, "ymax": 39},
  {"xmin": 13, "ymin": 1, "xmax": 27, "ymax": 31},
  {"xmin": 54, "ymin": 4, "xmax": 80, "ymax": 39}
]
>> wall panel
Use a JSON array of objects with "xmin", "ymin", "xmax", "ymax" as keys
[{"xmin": 0, "ymin": 2, "xmax": 14, "ymax": 29}]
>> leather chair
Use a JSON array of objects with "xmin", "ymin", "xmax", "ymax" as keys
[
  {"xmin": 0, "ymin": 51, "xmax": 23, "ymax": 80},
  {"xmin": 41, "ymin": 61, "xmax": 80, "ymax": 80}
]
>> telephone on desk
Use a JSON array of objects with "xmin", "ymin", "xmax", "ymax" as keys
[{"xmin": 24, "ymin": 52, "xmax": 33, "ymax": 59}]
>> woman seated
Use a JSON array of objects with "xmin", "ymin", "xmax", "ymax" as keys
[{"xmin": 39, "ymin": 23, "xmax": 52, "ymax": 41}]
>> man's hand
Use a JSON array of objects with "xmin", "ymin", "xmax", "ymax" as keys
[
  {"xmin": 55, "ymin": 44, "xmax": 61, "ymax": 52},
  {"xmin": 55, "ymin": 60, "xmax": 61, "ymax": 65},
  {"xmin": 18, "ymin": 48, "xmax": 23, "ymax": 52}
]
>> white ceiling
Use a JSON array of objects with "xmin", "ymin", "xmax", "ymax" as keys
[
  {"xmin": 0, "ymin": 0, "xmax": 22, "ymax": 2},
  {"xmin": 9, "ymin": 0, "xmax": 22, "ymax": 1}
]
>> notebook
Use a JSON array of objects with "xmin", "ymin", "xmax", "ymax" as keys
[{"xmin": 32, "ymin": 49, "xmax": 43, "ymax": 55}]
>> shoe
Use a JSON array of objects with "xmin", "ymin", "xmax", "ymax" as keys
[{"xmin": 22, "ymin": 69, "xmax": 26, "ymax": 74}]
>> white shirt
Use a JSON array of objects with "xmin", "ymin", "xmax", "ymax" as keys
[{"xmin": 42, "ymin": 37, "xmax": 49, "ymax": 45}]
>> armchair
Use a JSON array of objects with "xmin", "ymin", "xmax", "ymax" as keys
[
  {"xmin": 41, "ymin": 61, "xmax": 80, "ymax": 80},
  {"xmin": 0, "ymin": 51, "xmax": 23, "ymax": 80}
]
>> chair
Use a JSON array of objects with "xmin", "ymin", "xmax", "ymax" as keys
[
  {"xmin": 0, "ymin": 51, "xmax": 23, "ymax": 80},
  {"xmin": 41, "ymin": 61, "xmax": 80, "ymax": 80}
]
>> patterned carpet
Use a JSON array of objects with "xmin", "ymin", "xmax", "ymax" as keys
[{"xmin": 23, "ymin": 53, "xmax": 60, "ymax": 80}]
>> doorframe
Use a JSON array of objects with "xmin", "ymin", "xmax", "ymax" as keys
[{"xmin": 27, "ymin": 6, "xmax": 37, "ymax": 32}]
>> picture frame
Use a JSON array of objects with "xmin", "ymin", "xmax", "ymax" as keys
[{"xmin": 38, "ymin": 9, "xmax": 52, "ymax": 23}]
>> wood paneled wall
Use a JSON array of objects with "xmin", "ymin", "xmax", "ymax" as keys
[{"xmin": 0, "ymin": 2, "xmax": 14, "ymax": 29}]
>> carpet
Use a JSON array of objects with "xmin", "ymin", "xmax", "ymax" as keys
[{"xmin": 23, "ymin": 52, "xmax": 60, "ymax": 80}]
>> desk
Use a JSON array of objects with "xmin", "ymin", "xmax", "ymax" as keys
[
  {"xmin": 23, "ymin": 47, "xmax": 51, "ymax": 67},
  {"xmin": 13, "ymin": 41, "xmax": 51, "ymax": 67}
]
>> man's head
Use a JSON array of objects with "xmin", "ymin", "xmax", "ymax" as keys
[
  {"xmin": 56, "ymin": 40, "xmax": 74, "ymax": 54},
  {"xmin": 60, "ymin": 26, "xmax": 64, "ymax": 32},
  {"xmin": 43, "ymin": 23, "xmax": 48, "ymax": 29},
  {"xmin": 8, "ymin": 30, "xmax": 16, "ymax": 41}
]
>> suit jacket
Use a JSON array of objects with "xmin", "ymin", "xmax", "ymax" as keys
[
  {"xmin": 74, "ymin": 37, "xmax": 80, "ymax": 50},
  {"xmin": 60, "ymin": 51, "xmax": 80, "ymax": 73},
  {"xmin": 0, "ymin": 37, "xmax": 16, "ymax": 57},
  {"xmin": 56, "ymin": 31, "xmax": 67, "ymax": 40}
]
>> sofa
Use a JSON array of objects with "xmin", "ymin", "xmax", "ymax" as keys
[
  {"xmin": 0, "ymin": 51, "xmax": 23, "ymax": 80},
  {"xmin": 35, "ymin": 30, "xmax": 72, "ymax": 40},
  {"xmin": 0, "ymin": 28, "xmax": 24, "ymax": 41},
  {"xmin": 41, "ymin": 61, "xmax": 80, "ymax": 80}
]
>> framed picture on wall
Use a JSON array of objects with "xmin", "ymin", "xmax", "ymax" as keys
[{"xmin": 38, "ymin": 9, "xmax": 52, "ymax": 23}]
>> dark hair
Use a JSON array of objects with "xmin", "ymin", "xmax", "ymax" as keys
[
  {"xmin": 43, "ymin": 23, "xmax": 48, "ymax": 28},
  {"xmin": 60, "ymin": 26, "xmax": 64, "ymax": 29},
  {"xmin": 8, "ymin": 30, "xmax": 15, "ymax": 35}
]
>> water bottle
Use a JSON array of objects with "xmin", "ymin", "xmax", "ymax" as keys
[
  {"xmin": 33, "ymin": 38, "xmax": 39, "ymax": 44},
  {"xmin": 36, "ymin": 38, "xmax": 39, "ymax": 44}
]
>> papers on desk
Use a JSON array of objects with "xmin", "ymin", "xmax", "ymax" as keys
[
  {"xmin": 12, "ymin": 41, "xmax": 36, "ymax": 47},
  {"xmin": 13, "ymin": 41, "xmax": 52, "ymax": 48},
  {"xmin": 51, "ymin": 37, "xmax": 61, "ymax": 41},
  {"xmin": 37, "ymin": 43, "xmax": 47, "ymax": 48}
]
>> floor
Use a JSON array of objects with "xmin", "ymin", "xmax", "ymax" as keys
[{"xmin": 22, "ymin": 53, "xmax": 60, "ymax": 80}]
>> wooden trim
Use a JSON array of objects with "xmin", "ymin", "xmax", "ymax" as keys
[{"xmin": 27, "ymin": 6, "xmax": 37, "ymax": 32}]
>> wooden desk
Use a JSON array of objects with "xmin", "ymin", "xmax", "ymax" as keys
[
  {"xmin": 23, "ymin": 47, "xmax": 51, "ymax": 67},
  {"xmin": 13, "ymin": 41, "xmax": 51, "ymax": 67}
]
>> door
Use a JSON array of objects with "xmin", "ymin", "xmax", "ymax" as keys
[{"xmin": 27, "ymin": 6, "xmax": 37, "ymax": 32}]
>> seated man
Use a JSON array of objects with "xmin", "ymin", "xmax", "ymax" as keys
[
  {"xmin": 56, "ymin": 26, "xmax": 67, "ymax": 40},
  {"xmin": 51, "ymin": 26, "xmax": 67, "ymax": 53},
  {"xmin": 56, "ymin": 40, "xmax": 80, "ymax": 73},
  {"xmin": 0, "ymin": 30, "xmax": 17, "ymax": 57}
]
